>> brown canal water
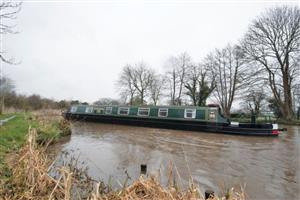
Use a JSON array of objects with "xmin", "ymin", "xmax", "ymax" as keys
[{"xmin": 53, "ymin": 122, "xmax": 300, "ymax": 200}]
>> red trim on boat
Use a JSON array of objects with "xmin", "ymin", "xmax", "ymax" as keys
[{"xmin": 272, "ymin": 130, "xmax": 279, "ymax": 135}]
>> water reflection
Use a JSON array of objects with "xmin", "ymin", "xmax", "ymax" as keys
[{"xmin": 54, "ymin": 122, "xmax": 300, "ymax": 200}]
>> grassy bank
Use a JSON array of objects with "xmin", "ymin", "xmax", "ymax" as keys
[
  {"xmin": 0, "ymin": 110, "xmax": 71, "ymax": 179},
  {"xmin": 275, "ymin": 118, "xmax": 300, "ymax": 126},
  {"xmin": 230, "ymin": 117, "xmax": 300, "ymax": 126},
  {"xmin": 0, "ymin": 113, "xmax": 30, "ymax": 172}
]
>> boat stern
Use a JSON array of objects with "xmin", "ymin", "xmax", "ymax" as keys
[{"xmin": 271, "ymin": 124, "xmax": 280, "ymax": 135}]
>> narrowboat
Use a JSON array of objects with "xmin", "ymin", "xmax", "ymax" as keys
[{"xmin": 63, "ymin": 104, "xmax": 281, "ymax": 136}]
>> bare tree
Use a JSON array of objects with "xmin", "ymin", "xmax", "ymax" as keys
[
  {"xmin": 117, "ymin": 63, "xmax": 155, "ymax": 105},
  {"xmin": 293, "ymin": 83, "xmax": 300, "ymax": 113},
  {"xmin": 0, "ymin": 75, "xmax": 14, "ymax": 113},
  {"xmin": 166, "ymin": 58, "xmax": 177, "ymax": 105},
  {"xmin": 131, "ymin": 62, "xmax": 154, "ymax": 105},
  {"xmin": 242, "ymin": 6, "xmax": 300, "ymax": 120},
  {"xmin": 206, "ymin": 45, "xmax": 248, "ymax": 117},
  {"xmin": 242, "ymin": 88, "xmax": 266, "ymax": 115},
  {"xmin": 149, "ymin": 74, "xmax": 165, "ymax": 105},
  {"xmin": 117, "ymin": 65, "xmax": 136, "ymax": 105},
  {"xmin": 94, "ymin": 98, "xmax": 120, "ymax": 106},
  {"xmin": 0, "ymin": 1, "xmax": 21, "ymax": 113},
  {"xmin": 0, "ymin": 0, "xmax": 21, "ymax": 63},
  {"xmin": 165, "ymin": 52, "xmax": 191, "ymax": 105},
  {"xmin": 184, "ymin": 64, "xmax": 215, "ymax": 106}
]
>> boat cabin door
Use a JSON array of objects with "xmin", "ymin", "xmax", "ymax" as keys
[
  {"xmin": 208, "ymin": 109, "xmax": 217, "ymax": 122},
  {"xmin": 94, "ymin": 108, "xmax": 104, "ymax": 114}
]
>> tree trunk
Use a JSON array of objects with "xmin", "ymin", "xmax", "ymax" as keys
[
  {"xmin": 223, "ymin": 107, "xmax": 230, "ymax": 118},
  {"xmin": 282, "ymin": 65, "xmax": 294, "ymax": 120},
  {"xmin": 0, "ymin": 96, "xmax": 4, "ymax": 114},
  {"xmin": 172, "ymin": 70, "xmax": 176, "ymax": 105},
  {"xmin": 130, "ymin": 93, "xmax": 134, "ymax": 106},
  {"xmin": 141, "ymin": 90, "xmax": 144, "ymax": 105}
]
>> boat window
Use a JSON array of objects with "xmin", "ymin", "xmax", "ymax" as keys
[
  {"xmin": 118, "ymin": 107, "xmax": 129, "ymax": 115},
  {"xmin": 70, "ymin": 106, "xmax": 77, "ymax": 113},
  {"xmin": 209, "ymin": 111, "xmax": 216, "ymax": 120},
  {"xmin": 158, "ymin": 108, "xmax": 168, "ymax": 117},
  {"xmin": 105, "ymin": 107, "xmax": 112, "ymax": 114},
  {"xmin": 85, "ymin": 107, "xmax": 93, "ymax": 113},
  {"xmin": 184, "ymin": 109, "xmax": 196, "ymax": 119},
  {"xmin": 138, "ymin": 108, "xmax": 150, "ymax": 116}
]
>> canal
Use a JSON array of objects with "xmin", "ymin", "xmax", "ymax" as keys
[{"xmin": 53, "ymin": 122, "xmax": 300, "ymax": 200}]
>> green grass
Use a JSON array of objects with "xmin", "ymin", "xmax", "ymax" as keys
[
  {"xmin": 0, "ymin": 112, "xmax": 70, "ymax": 179},
  {"xmin": 276, "ymin": 119, "xmax": 300, "ymax": 126},
  {"xmin": 0, "ymin": 113, "xmax": 30, "ymax": 157},
  {"xmin": 0, "ymin": 113, "xmax": 31, "ymax": 178},
  {"xmin": 0, "ymin": 113, "xmax": 16, "ymax": 120}
]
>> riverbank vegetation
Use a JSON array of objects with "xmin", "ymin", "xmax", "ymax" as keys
[
  {"xmin": 0, "ymin": 110, "xmax": 71, "ymax": 180},
  {"xmin": 0, "ymin": 113, "xmax": 30, "ymax": 177},
  {"xmin": 230, "ymin": 116, "xmax": 300, "ymax": 126}
]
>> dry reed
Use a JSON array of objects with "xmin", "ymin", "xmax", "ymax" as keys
[
  {"xmin": 1, "ymin": 128, "xmax": 73, "ymax": 200},
  {"xmin": 89, "ymin": 175, "xmax": 245, "ymax": 200}
]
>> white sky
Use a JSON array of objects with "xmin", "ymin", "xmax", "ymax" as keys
[{"xmin": 2, "ymin": 0, "xmax": 299, "ymax": 103}]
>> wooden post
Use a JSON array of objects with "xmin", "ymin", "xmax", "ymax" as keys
[
  {"xmin": 140, "ymin": 164, "xmax": 147, "ymax": 175},
  {"xmin": 205, "ymin": 190, "xmax": 214, "ymax": 199}
]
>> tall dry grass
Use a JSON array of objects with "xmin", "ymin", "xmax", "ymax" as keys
[
  {"xmin": 89, "ymin": 164, "xmax": 245, "ymax": 200},
  {"xmin": 1, "ymin": 128, "xmax": 72, "ymax": 200},
  {"xmin": 90, "ymin": 176, "xmax": 246, "ymax": 200}
]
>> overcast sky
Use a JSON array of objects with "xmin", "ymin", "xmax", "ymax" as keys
[{"xmin": 2, "ymin": 0, "xmax": 299, "ymax": 103}]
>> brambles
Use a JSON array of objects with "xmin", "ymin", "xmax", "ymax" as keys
[
  {"xmin": 58, "ymin": 119, "xmax": 71, "ymax": 137},
  {"xmin": 33, "ymin": 110, "xmax": 71, "ymax": 144}
]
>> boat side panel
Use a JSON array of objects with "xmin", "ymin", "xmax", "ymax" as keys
[
  {"xmin": 150, "ymin": 108, "xmax": 159, "ymax": 117},
  {"xmin": 72, "ymin": 105, "xmax": 226, "ymax": 125},
  {"xmin": 112, "ymin": 107, "xmax": 118, "ymax": 114},
  {"xmin": 196, "ymin": 109, "xmax": 206, "ymax": 120},
  {"xmin": 216, "ymin": 113, "xmax": 228, "ymax": 123},
  {"xmin": 65, "ymin": 113, "xmax": 276, "ymax": 136},
  {"xmin": 73, "ymin": 105, "xmax": 229, "ymax": 123},
  {"xmin": 129, "ymin": 107, "xmax": 138, "ymax": 115},
  {"xmin": 76, "ymin": 106, "xmax": 86, "ymax": 113},
  {"xmin": 168, "ymin": 108, "xmax": 185, "ymax": 118}
]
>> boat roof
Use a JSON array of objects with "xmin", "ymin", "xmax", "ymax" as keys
[{"xmin": 72, "ymin": 104, "xmax": 219, "ymax": 109}]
